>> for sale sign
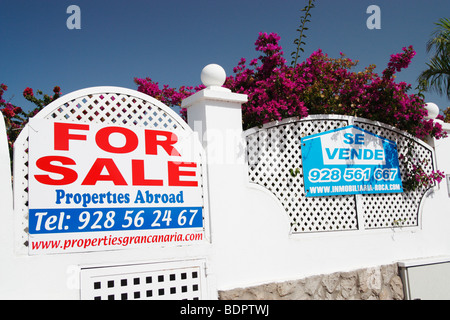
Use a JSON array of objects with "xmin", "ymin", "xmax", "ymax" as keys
[
  {"xmin": 28, "ymin": 119, "xmax": 206, "ymax": 254},
  {"xmin": 301, "ymin": 125, "xmax": 403, "ymax": 197}
]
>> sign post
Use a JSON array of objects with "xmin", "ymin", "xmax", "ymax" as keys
[{"xmin": 301, "ymin": 125, "xmax": 403, "ymax": 197}]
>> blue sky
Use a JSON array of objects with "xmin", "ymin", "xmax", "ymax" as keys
[{"xmin": 1, "ymin": 0, "xmax": 449, "ymax": 114}]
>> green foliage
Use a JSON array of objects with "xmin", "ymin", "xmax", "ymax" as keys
[
  {"xmin": 418, "ymin": 17, "xmax": 450, "ymax": 99},
  {"xmin": 289, "ymin": 168, "xmax": 300, "ymax": 177}
]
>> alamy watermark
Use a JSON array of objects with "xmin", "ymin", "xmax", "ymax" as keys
[
  {"xmin": 65, "ymin": 5, "xmax": 380, "ymax": 31},
  {"xmin": 366, "ymin": 5, "xmax": 381, "ymax": 30},
  {"xmin": 66, "ymin": 5, "xmax": 81, "ymax": 30}
]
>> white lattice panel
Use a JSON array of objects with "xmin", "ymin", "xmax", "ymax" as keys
[
  {"xmin": 354, "ymin": 120, "xmax": 435, "ymax": 229},
  {"xmin": 246, "ymin": 117, "xmax": 359, "ymax": 233},
  {"xmin": 13, "ymin": 87, "xmax": 197, "ymax": 253},
  {"xmin": 80, "ymin": 260, "xmax": 207, "ymax": 300},
  {"xmin": 245, "ymin": 116, "xmax": 436, "ymax": 234},
  {"xmin": 48, "ymin": 92, "xmax": 187, "ymax": 132}
]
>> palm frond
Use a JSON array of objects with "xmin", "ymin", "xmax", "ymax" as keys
[
  {"xmin": 419, "ymin": 17, "xmax": 450, "ymax": 99},
  {"xmin": 426, "ymin": 17, "xmax": 450, "ymax": 55},
  {"xmin": 418, "ymin": 53, "xmax": 450, "ymax": 98}
]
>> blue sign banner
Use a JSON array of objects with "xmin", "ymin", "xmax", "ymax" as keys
[
  {"xmin": 29, "ymin": 207, "xmax": 203, "ymax": 234},
  {"xmin": 300, "ymin": 125, "xmax": 403, "ymax": 197}
]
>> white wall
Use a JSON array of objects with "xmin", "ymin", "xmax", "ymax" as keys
[{"xmin": 1, "ymin": 80, "xmax": 450, "ymax": 298}]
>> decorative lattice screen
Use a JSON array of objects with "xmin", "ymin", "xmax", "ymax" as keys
[
  {"xmin": 245, "ymin": 115, "xmax": 436, "ymax": 234},
  {"xmin": 80, "ymin": 260, "xmax": 207, "ymax": 300},
  {"xmin": 13, "ymin": 87, "xmax": 199, "ymax": 253},
  {"xmin": 355, "ymin": 120, "xmax": 432, "ymax": 230}
]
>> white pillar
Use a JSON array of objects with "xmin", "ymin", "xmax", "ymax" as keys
[
  {"xmin": 181, "ymin": 63, "xmax": 248, "ymax": 212},
  {"xmin": 424, "ymin": 102, "xmax": 450, "ymax": 170},
  {"xmin": 182, "ymin": 64, "xmax": 248, "ymax": 165},
  {"xmin": 0, "ymin": 114, "xmax": 12, "ymax": 211},
  {"xmin": 181, "ymin": 64, "xmax": 249, "ymax": 286},
  {"xmin": 0, "ymin": 113, "xmax": 14, "ymax": 284}
]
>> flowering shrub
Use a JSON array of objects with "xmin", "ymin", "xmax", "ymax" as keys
[
  {"xmin": 399, "ymin": 137, "xmax": 446, "ymax": 191},
  {"xmin": 0, "ymin": 84, "xmax": 26, "ymax": 160},
  {"xmin": 134, "ymin": 78, "xmax": 204, "ymax": 120},
  {"xmin": 401, "ymin": 155, "xmax": 446, "ymax": 191},
  {"xmin": 438, "ymin": 107, "xmax": 450, "ymax": 122},
  {"xmin": 22, "ymin": 85, "xmax": 61, "ymax": 113},
  {"xmin": 224, "ymin": 32, "xmax": 309, "ymax": 128},
  {"xmin": 225, "ymin": 34, "xmax": 446, "ymax": 141},
  {"xmin": 231, "ymin": 33, "xmax": 446, "ymax": 189},
  {"xmin": 134, "ymin": 32, "xmax": 446, "ymax": 141},
  {"xmin": 0, "ymin": 84, "xmax": 60, "ymax": 163}
]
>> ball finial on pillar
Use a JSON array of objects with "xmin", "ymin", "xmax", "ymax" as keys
[
  {"xmin": 425, "ymin": 102, "xmax": 439, "ymax": 119},
  {"xmin": 201, "ymin": 64, "xmax": 226, "ymax": 88}
]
